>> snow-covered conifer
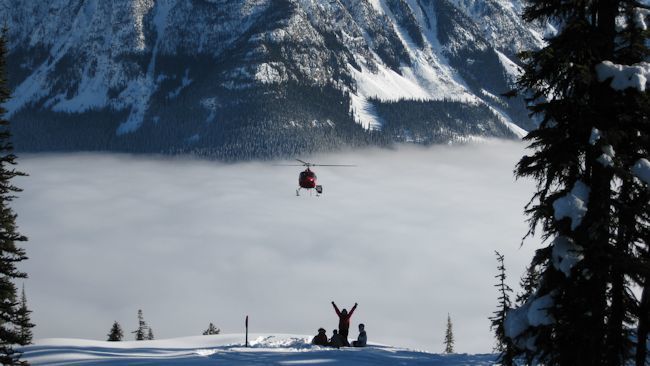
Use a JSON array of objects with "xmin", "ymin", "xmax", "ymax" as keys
[
  {"xmin": 512, "ymin": 0, "xmax": 650, "ymax": 364},
  {"xmin": 133, "ymin": 310, "xmax": 147, "ymax": 341},
  {"xmin": 0, "ymin": 26, "xmax": 29, "ymax": 366},
  {"xmin": 16, "ymin": 285, "xmax": 33, "ymax": 345},
  {"xmin": 443, "ymin": 314, "xmax": 454, "ymax": 354},
  {"xmin": 107, "ymin": 321, "xmax": 123, "ymax": 342},
  {"xmin": 203, "ymin": 323, "xmax": 220, "ymax": 335},
  {"xmin": 489, "ymin": 251, "xmax": 514, "ymax": 365},
  {"xmin": 147, "ymin": 327, "xmax": 154, "ymax": 341}
]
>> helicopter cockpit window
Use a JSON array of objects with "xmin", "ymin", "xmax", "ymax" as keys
[{"xmin": 300, "ymin": 171, "xmax": 316, "ymax": 179}]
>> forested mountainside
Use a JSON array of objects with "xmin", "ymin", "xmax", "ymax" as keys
[{"xmin": 2, "ymin": 0, "xmax": 544, "ymax": 159}]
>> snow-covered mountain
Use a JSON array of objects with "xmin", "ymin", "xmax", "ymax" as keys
[
  {"xmin": 2, "ymin": 0, "xmax": 543, "ymax": 158},
  {"xmin": 20, "ymin": 334, "xmax": 498, "ymax": 365}
]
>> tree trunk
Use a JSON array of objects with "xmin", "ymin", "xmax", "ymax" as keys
[
  {"xmin": 595, "ymin": 0, "xmax": 620, "ymax": 58},
  {"xmin": 637, "ymin": 277, "xmax": 649, "ymax": 366},
  {"xmin": 606, "ymin": 181, "xmax": 633, "ymax": 366}
]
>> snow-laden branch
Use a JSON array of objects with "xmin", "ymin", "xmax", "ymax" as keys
[
  {"xmin": 595, "ymin": 61, "xmax": 650, "ymax": 92},
  {"xmin": 553, "ymin": 181, "xmax": 590, "ymax": 230}
]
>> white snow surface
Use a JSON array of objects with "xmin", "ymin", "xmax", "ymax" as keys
[
  {"xmin": 503, "ymin": 304, "xmax": 530, "ymax": 340},
  {"xmin": 552, "ymin": 180, "xmax": 590, "ymax": 230},
  {"xmin": 551, "ymin": 236, "xmax": 583, "ymax": 277},
  {"xmin": 633, "ymin": 7, "xmax": 650, "ymax": 30},
  {"xmin": 343, "ymin": 0, "xmax": 524, "ymax": 131},
  {"xmin": 349, "ymin": 92, "xmax": 382, "ymax": 130},
  {"xmin": 632, "ymin": 158, "xmax": 650, "ymax": 185},
  {"xmin": 503, "ymin": 292, "xmax": 554, "ymax": 351},
  {"xmin": 21, "ymin": 334, "xmax": 497, "ymax": 365},
  {"xmin": 527, "ymin": 295, "xmax": 554, "ymax": 327},
  {"xmin": 589, "ymin": 128, "xmax": 601, "ymax": 145},
  {"xmin": 596, "ymin": 60, "xmax": 650, "ymax": 92},
  {"xmin": 345, "ymin": 19, "xmax": 475, "ymax": 130},
  {"xmin": 495, "ymin": 50, "xmax": 523, "ymax": 83},
  {"xmin": 597, "ymin": 145, "xmax": 615, "ymax": 167},
  {"xmin": 117, "ymin": 0, "xmax": 173, "ymax": 135}
]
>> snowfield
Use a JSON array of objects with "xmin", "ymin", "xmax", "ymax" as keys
[{"xmin": 21, "ymin": 334, "xmax": 497, "ymax": 365}]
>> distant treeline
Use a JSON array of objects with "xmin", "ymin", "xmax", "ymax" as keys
[
  {"xmin": 370, "ymin": 97, "xmax": 514, "ymax": 143},
  {"xmin": 11, "ymin": 82, "xmax": 517, "ymax": 160}
]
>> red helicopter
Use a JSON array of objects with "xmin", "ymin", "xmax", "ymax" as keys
[{"xmin": 279, "ymin": 159, "xmax": 355, "ymax": 196}]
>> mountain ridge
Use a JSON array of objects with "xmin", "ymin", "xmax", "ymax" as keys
[{"xmin": 2, "ymin": 0, "xmax": 542, "ymax": 159}]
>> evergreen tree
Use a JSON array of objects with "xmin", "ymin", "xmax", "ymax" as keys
[
  {"xmin": 15, "ymin": 285, "xmax": 33, "ymax": 345},
  {"xmin": 146, "ymin": 327, "xmax": 154, "ymax": 341},
  {"xmin": 489, "ymin": 251, "xmax": 515, "ymax": 366},
  {"xmin": 202, "ymin": 323, "xmax": 220, "ymax": 335},
  {"xmin": 132, "ymin": 310, "xmax": 147, "ymax": 341},
  {"xmin": 443, "ymin": 314, "xmax": 454, "ymax": 354},
  {"xmin": 0, "ymin": 26, "xmax": 29, "ymax": 366},
  {"xmin": 508, "ymin": 1, "xmax": 650, "ymax": 365},
  {"xmin": 107, "ymin": 321, "xmax": 123, "ymax": 342}
]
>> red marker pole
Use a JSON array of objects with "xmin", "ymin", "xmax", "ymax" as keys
[{"xmin": 245, "ymin": 315, "xmax": 249, "ymax": 347}]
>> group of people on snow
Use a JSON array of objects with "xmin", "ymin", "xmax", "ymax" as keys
[{"xmin": 311, "ymin": 302, "xmax": 367, "ymax": 348}]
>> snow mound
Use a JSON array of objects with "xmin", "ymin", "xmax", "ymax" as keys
[
  {"xmin": 596, "ymin": 61, "xmax": 650, "ymax": 92},
  {"xmin": 504, "ymin": 293, "xmax": 555, "ymax": 352},
  {"xmin": 597, "ymin": 145, "xmax": 615, "ymax": 167},
  {"xmin": 632, "ymin": 158, "xmax": 650, "ymax": 185},
  {"xmin": 527, "ymin": 294, "xmax": 555, "ymax": 327},
  {"xmin": 552, "ymin": 236, "xmax": 583, "ymax": 277},
  {"xmin": 589, "ymin": 128, "xmax": 601, "ymax": 145},
  {"xmin": 20, "ymin": 334, "xmax": 498, "ymax": 365},
  {"xmin": 553, "ymin": 181, "xmax": 590, "ymax": 230}
]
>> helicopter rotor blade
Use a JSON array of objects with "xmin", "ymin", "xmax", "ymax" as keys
[
  {"xmin": 310, "ymin": 164, "xmax": 356, "ymax": 167},
  {"xmin": 275, "ymin": 160, "xmax": 356, "ymax": 167}
]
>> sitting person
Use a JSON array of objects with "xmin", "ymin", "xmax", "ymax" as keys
[
  {"xmin": 352, "ymin": 323, "xmax": 367, "ymax": 347},
  {"xmin": 311, "ymin": 328, "xmax": 328, "ymax": 346},
  {"xmin": 329, "ymin": 329, "xmax": 344, "ymax": 349}
]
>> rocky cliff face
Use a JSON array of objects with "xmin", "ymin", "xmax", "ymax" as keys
[{"xmin": 2, "ymin": 0, "xmax": 543, "ymax": 158}]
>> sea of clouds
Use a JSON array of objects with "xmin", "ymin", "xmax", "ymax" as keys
[{"xmin": 13, "ymin": 140, "xmax": 540, "ymax": 354}]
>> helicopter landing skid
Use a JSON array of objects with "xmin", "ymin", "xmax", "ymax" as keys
[{"xmin": 296, "ymin": 186, "xmax": 323, "ymax": 197}]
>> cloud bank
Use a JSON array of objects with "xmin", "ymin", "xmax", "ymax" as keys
[{"xmin": 13, "ymin": 140, "xmax": 539, "ymax": 353}]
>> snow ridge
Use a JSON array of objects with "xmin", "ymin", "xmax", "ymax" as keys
[
  {"xmin": 20, "ymin": 334, "xmax": 499, "ymax": 365},
  {"xmin": 2, "ymin": 0, "xmax": 541, "ymax": 146}
]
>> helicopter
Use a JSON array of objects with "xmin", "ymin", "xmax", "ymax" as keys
[{"xmin": 277, "ymin": 159, "xmax": 355, "ymax": 196}]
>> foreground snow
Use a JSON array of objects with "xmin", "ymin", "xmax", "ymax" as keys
[{"xmin": 22, "ymin": 334, "xmax": 497, "ymax": 365}]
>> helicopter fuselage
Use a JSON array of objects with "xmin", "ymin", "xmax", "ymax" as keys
[{"xmin": 299, "ymin": 168, "xmax": 317, "ymax": 189}]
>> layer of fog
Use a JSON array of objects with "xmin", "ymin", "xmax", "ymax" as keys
[{"xmin": 13, "ymin": 140, "xmax": 539, "ymax": 354}]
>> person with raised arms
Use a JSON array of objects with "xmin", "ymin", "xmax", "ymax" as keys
[{"xmin": 331, "ymin": 301, "xmax": 357, "ymax": 346}]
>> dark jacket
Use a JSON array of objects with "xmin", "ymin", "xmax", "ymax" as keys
[
  {"xmin": 332, "ymin": 303, "xmax": 357, "ymax": 333},
  {"xmin": 329, "ymin": 332, "xmax": 344, "ymax": 348},
  {"xmin": 312, "ymin": 332, "xmax": 328, "ymax": 346},
  {"xmin": 354, "ymin": 330, "xmax": 367, "ymax": 347}
]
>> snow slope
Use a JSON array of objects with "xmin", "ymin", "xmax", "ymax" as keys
[
  {"xmin": 21, "ymin": 334, "xmax": 497, "ymax": 365},
  {"xmin": 3, "ymin": 0, "xmax": 542, "ymax": 156}
]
